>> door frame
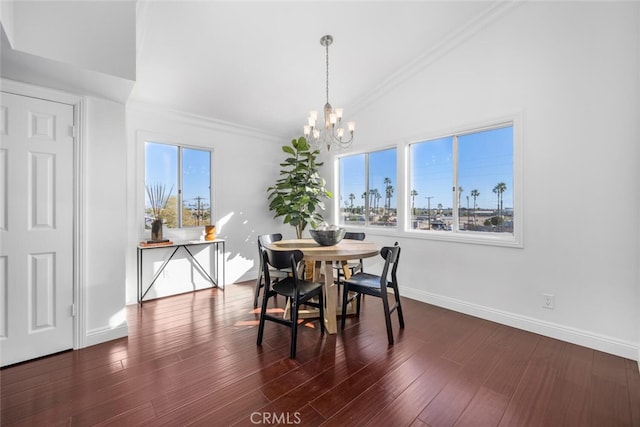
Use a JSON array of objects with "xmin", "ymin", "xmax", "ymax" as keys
[{"xmin": 1, "ymin": 78, "xmax": 86, "ymax": 350}]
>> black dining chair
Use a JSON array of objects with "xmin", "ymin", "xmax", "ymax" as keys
[
  {"xmin": 257, "ymin": 247, "xmax": 325, "ymax": 358},
  {"xmin": 332, "ymin": 231, "xmax": 366, "ymax": 286},
  {"xmin": 254, "ymin": 233, "xmax": 292, "ymax": 308},
  {"xmin": 341, "ymin": 243, "xmax": 404, "ymax": 345}
]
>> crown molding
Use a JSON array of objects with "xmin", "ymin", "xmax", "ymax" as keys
[
  {"xmin": 126, "ymin": 100, "xmax": 284, "ymax": 142},
  {"xmin": 349, "ymin": 1, "xmax": 523, "ymax": 116}
]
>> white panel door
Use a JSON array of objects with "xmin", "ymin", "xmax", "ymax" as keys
[{"xmin": 0, "ymin": 92, "xmax": 74, "ymax": 367}]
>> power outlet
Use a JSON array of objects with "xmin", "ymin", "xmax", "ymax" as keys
[{"xmin": 542, "ymin": 293, "xmax": 554, "ymax": 309}]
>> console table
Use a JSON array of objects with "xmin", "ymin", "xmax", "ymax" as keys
[{"xmin": 137, "ymin": 239, "xmax": 225, "ymax": 304}]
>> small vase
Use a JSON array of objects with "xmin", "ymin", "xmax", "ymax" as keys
[
  {"xmin": 205, "ymin": 225, "xmax": 216, "ymax": 241},
  {"xmin": 151, "ymin": 219, "xmax": 163, "ymax": 241}
]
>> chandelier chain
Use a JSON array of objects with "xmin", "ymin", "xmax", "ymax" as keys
[{"xmin": 325, "ymin": 41, "xmax": 329, "ymax": 104}]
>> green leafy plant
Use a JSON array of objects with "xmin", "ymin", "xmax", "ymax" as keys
[{"xmin": 267, "ymin": 136, "xmax": 333, "ymax": 238}]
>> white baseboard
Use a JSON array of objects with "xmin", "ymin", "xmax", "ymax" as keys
[
  {"xmin": 83, "ymin": 323, "xmax": 129, "ymax": 348},
  {"xmin": 401, "ymin": 287, "xmax": 639, "ymax": 361},
  {"xmin": 237, "ymin": 269, "xmax": 259, "ymax": 284}
]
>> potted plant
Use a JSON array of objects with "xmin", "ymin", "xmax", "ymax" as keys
[
  {"xmin": 267, "ymin": 136, "xmax": 332, "ymax": 238},
  {"xmin": 146, "ymin": 183, "xmax": 173, "ymax": 241}
]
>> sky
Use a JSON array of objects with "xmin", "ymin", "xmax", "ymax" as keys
[
  {"xmin": 145, "ymin": 142, "xmax": 211, "ymax": 210},
  {"xmin": 339, "ymin": 125, "xmax": 513, "ymax": 211}
]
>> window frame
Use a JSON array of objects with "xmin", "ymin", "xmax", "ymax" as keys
[
  {"xmin": 406, "ymin": 118, "xmax": 522, "ymax": 247},
  {"xmin": 333, "ymin": 113, "xmax": 523, "ymax": 248},
  {"xmin": 336, "ymin": 146, "xmax": 399, "ymax": 229},
  {"xmin": 139, "ymin": 132, "xmax": 214, "ymax": 233}
]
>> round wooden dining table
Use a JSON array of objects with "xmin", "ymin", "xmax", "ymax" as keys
[{"xmin": 267, "ymin": 238, "xmax": 380, "ymax": 334}]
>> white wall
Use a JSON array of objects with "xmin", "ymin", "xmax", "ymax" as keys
[
  {"xmin": 0, "ymin": 0, "xmax": 14, "ymax": 46},
  {"xmin": 125, "ymin": 104, "xmax": 291, "ymax": 305},
  {"xmin": 83, "ymin": 97, "xmax": 129, "ymax": 345},
  {"xmin": 12, "ymin": 1, "xmax": 136, "ymax": 81},
  {"xmin": 346, "ymin": 2, "xmax": 640, "ymax": 359}
]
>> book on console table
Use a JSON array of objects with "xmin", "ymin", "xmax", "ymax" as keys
[{"xmin": 139, "ymin": 240, "xmax": 174, "ymax": 247}]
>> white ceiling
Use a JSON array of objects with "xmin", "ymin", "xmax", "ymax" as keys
[{"xmin": 130, "ymin": 1, "xmax": 507, "ymax": 139}]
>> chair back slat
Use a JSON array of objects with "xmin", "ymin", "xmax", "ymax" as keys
[
  {"xmin": 262, "ymin": 248, "xmax": 302, "ymax": 285},
  {"xmin": 258, "ymin": 233, "xmax": 283, "ymax": 253},
  {"xmin": 344, "ymin": 232, "xmax": 365, "ymax": 241}
]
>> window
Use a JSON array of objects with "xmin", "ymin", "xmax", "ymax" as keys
[
  {"xmin": 339, "ymin": 148, "xmax": 397, "ymax": 228},
  {"xmin": 145, "ymin": 141, "xmax": 212, "ymax": 229},
  {"xmin": 409, "ymin": 123, "xmax": 514, "ymax": 238}
]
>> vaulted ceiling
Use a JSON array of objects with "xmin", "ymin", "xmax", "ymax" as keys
[
  {"xmin": 0, "ymin": 1, "xmax": 512, "ymax": 139},
  {"xmin": 130, "ymin": 1, "xmax": 509, "ymax": 139}
]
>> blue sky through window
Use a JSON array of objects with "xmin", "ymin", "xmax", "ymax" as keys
[
  {"xmin": 339, "ymin": 125, "xmax": 512, "ymax": 212},
  {"xmin": 145, "ymin": 142, "xmax": 212, "ymax": 227}
]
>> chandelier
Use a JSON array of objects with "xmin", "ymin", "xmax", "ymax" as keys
[{"xmin": 303, "ymin": 35, "xmax": 355, "ymax": 151}]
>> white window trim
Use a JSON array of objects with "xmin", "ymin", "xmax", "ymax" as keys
[
  {"xmin": 333, "ymin": 112, "xmax": 523, "ymax": 248},
  {"xmin": 334, "ymin": 145, "xmax": 400, "ymax": 230},
  {"xmin": 136, "ymin": 130, "xmax": 214, "ymax": 240}
]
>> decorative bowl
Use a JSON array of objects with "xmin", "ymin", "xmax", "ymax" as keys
[{"xmin": 309, "ymin": 228, "xmax": 346, "ymax": 246}]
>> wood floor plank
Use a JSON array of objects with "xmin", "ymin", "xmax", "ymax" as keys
[
  {"xmin": 417, "ymin": 329, "xmax": 508, "ymax": 426},
  {"xmin": 367, "ymin": 355, "xmax": 463, "ymax": 426},
  {"xmin": 453, "ymin": 385, "xmax": 510, "ymax": 427},
  {"xmin": 626, "ymin": 359, "xmax": 640, "ymax": 426},
  {"xmin": 586, "ymin": 351, "xmax": 634, "ymax": 426},
  {"xmin": 2, "ymin": 280, "xmax": 639, "ymax": 427},
  {"xmin": 498, "ymin": 336, "xmax": 566, "ymax": 426},
  {"xmin": 540, "ymin": 342, "xmax": 593, "ymax": 426}
]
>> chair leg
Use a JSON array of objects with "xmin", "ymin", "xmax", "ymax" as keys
[
  {"xmin": 380, "ymin": 292, "xmax": 394, "ymax": 345},
  {"xmin": 341, "ymin": 284, "xmax": 349, "ymax": 330},
  {"xmin": 254, "ymin": 267, "xmax": 264, "ymax": 308},
  {"xmin": 256, "ymin": 290, "xmax": 270, "ymax": 345},
  {"xmin": 394, "ymin": 287, "xmax": 405, "ymax": 329},
  {"xmin": 318, "ymin": 290, "xmax": 325, "ymax": 335},
  {"xmin": 290, "ymin": 300, "xmax": 299, "ymax": 358}
]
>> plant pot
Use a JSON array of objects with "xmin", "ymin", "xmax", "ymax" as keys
[{"xmin": 151, "ymin": 219, "xmax": 163, "ymax": 241}]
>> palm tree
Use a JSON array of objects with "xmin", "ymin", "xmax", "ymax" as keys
[
  {"xmin": 361, "ymin": 190, "xmax": 368, "ymax": 217},
  {"xmin": 458, "ymin": 186, "xmax": 464, "ymax": 216},
  {"xmin": 348, "ymin": 193, "xmax": 355, "ymax": 213},
  {"xmin": 410, "ymin": 189, "xmax": 418, "ymax": 216},
  {"xmin": 493, "ymin": 182, "xmax": 507, "ymax": 221},
  {"xmin": 369, "ymin": 188, "xmax": 380, "ymax": 213},
  {"xmin": 384, "ymin": 177, "xmax": 393, "ymax": 212},
  {"xmin": 470, "ymin": 189, "xmax": 480, "ymax": 223}
]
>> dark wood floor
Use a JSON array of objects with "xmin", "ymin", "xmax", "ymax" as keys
[{"xmin": 2, "ymin": 281, "xmax": 640, "ymax": 426}]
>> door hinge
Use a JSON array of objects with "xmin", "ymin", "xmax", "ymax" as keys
[
  {"xmin": 71, "ymin": 125, "xmax": 77, "ymax": 138},
  {"xmin": 71, "ymin": 304, "xmax": 77, "ymax": 317}
]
